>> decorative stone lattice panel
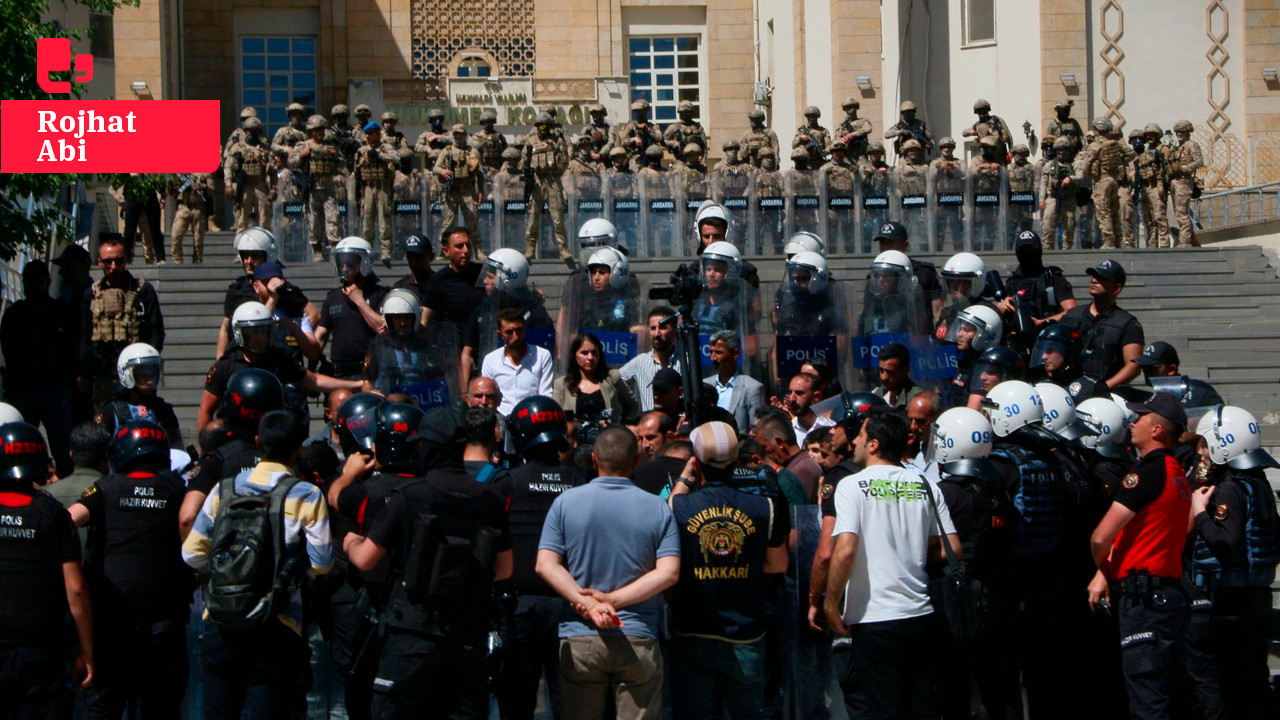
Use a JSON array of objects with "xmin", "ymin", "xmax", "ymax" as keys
[
  {"xmin": 412, "ymin": 0, "xmax": 536, "ymax": 80},
  {"xmin": 1099, "ymin": 0, "xmax": 1125, "ymax": 131},
  {"xmin": 1204, "ymin": 1, "xmax": 1231, "ymax": 147}
]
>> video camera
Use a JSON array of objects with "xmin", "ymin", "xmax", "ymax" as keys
[{"xmin": 648, "ymin": 263, "xmax": 702, "ymax": 308}]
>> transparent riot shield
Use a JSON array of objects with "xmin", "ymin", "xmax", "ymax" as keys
[
  {"xmin": 476, "ymin": 176, "xmax": 497, "ymax": 257},
  {"xmin": 856, "ymin": 168, "xmax": 891, "ymax": 255},
  {"xmin": 929, "ymin": 159, "xmax": 968, "ymax": 252},
  {"xmin": 681, "ymin": 192, "xmax": 710, "ymax": 257},
  {"xmin": 607, "ymin": 172, "xmax": 642, "ymax": 257},
  {"xmin": 691, "ymin": 263, "xmax": 761, "ymax": 379},
  {"xmin": 711, "ymin": 170, "xmax": 755, "ymax": 255},
  {"xmin": 566, "ymin": 173, "xmax": 607, "ymax": 252},
  {"xmin": 787, "ymin": 169, "xmax": 822, "ymax": 239},
  {"xmin": 1006, "ymin": 162, "xmax": 1039, "ymax": 249},
  {"xmin": 366, "ymin": 321, "xmax": 461, "ymax": 411},
  {"xmin": 771, "ymin": 274, "xmax": 858, "ymax": 395},
  {"xmin": 335, "ymin": 173, "xmax": 355, "ymax": 238},
  {"xmin": 1075, "ymin": 177, "xmax": 1097, "ymax": 250},
  {"xmin": 555, "ymin": 264, "xmax": 647, "ymax": 381},
  {"xmin": 496, "ymin": 173, "xmax": 529, "ymax": 251},
  {"xmin": 968, "ymin": 163, "xmax": 1005, "ymax": 252},
  {"xmin": 892, "ymin": 163, "xmax": 929, "ymax": 244},
  {"xmin": 472, "ymin": 260, "xmax": 557, "ymax": 360},
  {"xmin": 822, "ymin": 166, "xmax": 857, "ymax": 254},
  {"xmin": 427, "ymin": 197, "xmax": 443, "ymax": 253},
  {"xmin": 642, "ymin": 174, "xmax": 680, "ymax": 258},
  {"xmin": 390, "ymin": 174, "xmax": 426, "ymax": 261},
  {"xmin": 852, "ymin": 259, "xmax": 928, "ymax": 391},
  {"xmin": 273, "ymin": 171, "xmax": 312, "ymax": 263},
  {"xmin": 755, "ymin": 174, "xmax": 787, "ymax": 255},
  {"xmin": 784, "ymin": 504, "xmax": 825, "ymax": 720}
]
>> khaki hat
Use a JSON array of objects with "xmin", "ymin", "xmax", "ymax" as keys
[
  {"xmin": 899, "ymin": 100, "xmax": 916, "ymax": 112},
  {"xmin": 631, "ymin": 99, "xmax": 650, "ymax": 111},
  {"xmin": 451, "ymin": 123, "xmax": 466, "ymax": 133},
  {"xmin": 608, "ymin": 146, "xmax": 628, "ymax": 158},
  {"xmin": 842, "ymin": 96, "xmax": 861, "ymax": 109}
]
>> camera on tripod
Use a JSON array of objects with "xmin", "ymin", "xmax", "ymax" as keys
[{"xmin": 648, "ymin": 264, "xmax": 702, "ymax": 308}]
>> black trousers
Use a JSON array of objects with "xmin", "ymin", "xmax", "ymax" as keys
[
  {"xmin": 123, "ymin": 196, "xmax": 165, "ymax": 261},
  {"xmin": 1209, "ymin": 586, "xmax": 1274, "ymax": 720},
  {"xmin": 370, "ymin": 630, "xmax": 488, "ymax": 720},
  {"xmin": 199, "ymin": 620, "xmax": 310, "ymax": 720},
  {"xmin": 329, "ymin": 582, "xmax": 380, "ymax": 720},
  {"xmin": 0, "ymin": 643, "xmax": 70, "ymax": 720},
  {"xmin": 496, "ymin": 593, "xmax": 562, "ymax": 720},
  {"xmin": 1116, "ymin": 585, "xmax": 1189, "ymax": 720},
  {"xmin": 837, "ymin": 614, "xmax": 937, "ymax": 720},
  {"xmin": 83, "ymin": 617, "xmax": 188, "ymax": 720}
]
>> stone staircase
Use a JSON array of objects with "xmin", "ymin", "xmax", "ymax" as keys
[{"xmin": 128, "ymin": 232, "xmax": 1280, "ymax": 445}]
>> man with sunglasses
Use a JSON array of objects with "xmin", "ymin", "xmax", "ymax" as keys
[{"xmin": 79, "ymin": 234, "xmax": 165, "ymax": 407}]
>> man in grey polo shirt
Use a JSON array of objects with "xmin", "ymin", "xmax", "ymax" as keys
[{"xmin": 536, "ymin": 427, "xmax": 681, "ymax": 720}]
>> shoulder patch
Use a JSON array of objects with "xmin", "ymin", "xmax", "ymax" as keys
[
  {"xmin": 820, "ymin": 482, "xmax": 834, "ymax": 500},
  {"xmin": 93, "ymin": 412, "xmax": 105, "ymax": 425},
  {"xmin": 80, "ymin": 485, "xmax": 99, "ymax": 498},
  {"xmin": 1213, "ymin": 503, "xmax": 1228, "ymax": 521},
  {"xmin": 205, "ymin": 365, "xmax": 217, "ymax": 385},
  {"xmin": 1122, "ymin": 473, "xmax": 1139, "ymax": 490}
]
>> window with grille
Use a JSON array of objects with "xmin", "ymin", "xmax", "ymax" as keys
[
  {"xmin": 89, "ymin": 13, "xmax": 113, "ymax": 59},
  {"xmin": 627, "ymin": 36, "xmax": 701, "ymax": 124},
  {"xmin": 239, "ymin": 36, "xmax": 317, "ymax": 136},
  {"xmin": 456, "ymin": 57, "xmax": 492, "ymax": 78}
]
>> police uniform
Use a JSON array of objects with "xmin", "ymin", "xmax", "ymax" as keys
[
  {"xmin": 1005, "ymin": 262, "xmax": 1073, "ymax": 322},
  {"xmin": 1060, "ymin": 303, "xmax": 1144, "ymax": 382},
  {"xmin": 361, "ymin": 325, "xmax": 453, "ymax": 406},
  {"xmin": 774, "ymin": 286, "xmax": 836, "ymax": 337},
  {"xmin": 96, "ymin": 390, "xmax": 184, "ymax": 447},
  {"xmin": 183, "ymin": 434, "xmax": 260, "ymax": 499},
  {"xmin": 77, "ymin": 466, "xmax": 192, "ymax": 718},
  {"xmin": 221, "ymin": 276, "xmax": 311, "ymax": 364},
  {"xmin": 319, "ymin": 275, "xmax": 391, "ymax": 378},
  {"xmin": 355, "ymin": 138, "xmax": 400, "ymax": 260},
  {"xmin": 81, "ymin": 274, "xmax": 165, "ymax": 405}
]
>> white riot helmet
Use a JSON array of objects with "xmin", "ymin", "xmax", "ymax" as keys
[
  {"xmin": 783, "ymin": 231, "xmax": 825, "ymax": 258},
  {"xmin": 694, "ymin": 200, "xmax": 730, "ymax": 235},
  {"xmin": 867, "ymin": 250, "xmax": 916, "ymax": 299},
  {"xmin": 701, "ymin": 240, "xmax": 742, "ymax": 283},
  {"xmin": 1034, "ymin": 382, "xmax": 1097, "ymax": 441},
  {"xmin": 941, "ymin": 252, "xmax": 986, "ymax": 298},
  {"xmin": 482, "ymin": 248, "xmax": 530, "ymax": 292},
  {"xmin": 983, "ymin": 380, "xmax": 1044, "ymax": 437},
  {"xmin": 235, "ymin": 226, "xmax": 278, "ymax": 262},
  {"xmin": 1112, "ymin": 393, "xmax": 1140, "ymax": 425},
  {"xmin": 577, "ymin": 217, "xmax": 617, "ymax": 265},
  {"xmin": 944, "ymin": 305, "xmax": 1003, "ymax": 353},
  {"xmin": 116, "ymin": 342, "xmax": 163, "ymax": 390},
  {"xmin": 0, "ymin": 403, "xmax": 22, "ymax": 424},
  {"xmin": 334, "ymin": 236, "xmax": 373, "ymax": 279},
  {"xmin": 871, "ymin": 249, "xmax": 912, "ymax": 275},
  {"xmin": 1075, "ymin": 397, "xmax": 1133, "ymax": 460},
  {"xmin": 231, "ymin": 301, "xmax": 274, "ymax": 353},
  {"xmin": 785, "ymin": 251, "xmax": 829, "ymax": 294},
  {"xmin": 930, "ymin": 407, "xmax": 999, "ymax": 481},
  {"xmin": 380, "ymin": 288, "xmax": 422, "ymax": 335},
  {"xmin": 1195, "ymin": 406, "xmax": 1279, "ymax": 470},
  {"xmin": 586, "ymin": 247, "xmax": 631, "ymax": 289}
]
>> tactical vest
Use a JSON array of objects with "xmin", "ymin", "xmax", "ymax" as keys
[
  {"xmin": 939, "ymin": 474, "xmax": 1016, "ymax": 585},
  {"xmin": 1075, "ymin": 308, "xmax": 1134, "ymax": 379},
  {"xmin": 896, "ymin": 163, "xmax": 927, "ymax": 195},
  {"xmin": 672, "ymin": 123, "xmax": 707, "ymax": 151},
  {"xmin": 85, "ymin": 471, "xmax": 190, "ymax": 618},
  {"xmin": 358, "ymin": 146, "xmax": 393, "ymax": 185},
  {"xmin": 177, "ymin": 178, "xmax": 206, "ymax": 207},
  {"xmin": 580, "ymin": 289, "xmax": 636, "ymax": 333},
  {"xmin": 774, "ymin": 289, "xmax": 834, "ymax": 336},
  {"xmin": 506, "ymin": 462, "xmax": 581, "ymax": 591},
  {"xmin": 0, "ymin": 490, "xmax": 72, "ymax": 644},
  {"xmin": 1193, "ymin": 469, "xmax": 1280, "ymax": 589},
  {"xmin": 743, "ymin": 131, "xmax": 770, "ymax": 162},
  {"xmin": 825, "ymin": 165, "xmax": 855, "ymax": 194},
  {"xmin": 1007, "ymin": 163, "xmax": 1034, "ymax": 193},
  {"xmin": 240, "ymin": 146, "xmax": 269, "ymax": 178},
  {"xmin": 932, "ymin": 159, "xmax": 964, "ymax": 190},
  {"xmin": 755, "ymin": 171, "xmax": 783, "ymax": 196},
  {"xmin": 529, "ymin": 138, "xmax": 556, "ymax": 173},
  {"xmin": 445, "ymin": 148, "xmax": 477, "ymax": 181},
  {"xmin": 310, "ymin": 143, "xmax": 341, "ymax": 176},
  {"xmin": 839, "ymin": 119, "xmax": 871, "ymax": 156},
  {"xmin": 1046, "ymin": 118, "xmax": 1082, "ymax": 148},
  {"xmin": 474, "ymin": 132, "xmax": 506, "ymax": 169},
  {"xmin": 990, "ymin": 442, "xmax": 1064, "ymax": 557},
  {"xmin": 367, "ymin": 335, "xmax": 448, "ymax": 402},
  {"xmin": 1137, "ymin": 150, "xmax": 1163, "ymax": 183},
  {"xmin": 1095, "ymin": 141, "xmax": 1126, "ymax": 179},
  {"xmin": 693, "ymin": 286, "xmax": 743, "ymax": 335},
  {"xmin": 89, "ymin": 277, "xmax": 146, "ymax": 345}
]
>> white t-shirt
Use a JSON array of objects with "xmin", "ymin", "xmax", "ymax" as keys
[{"xmin": 831, "ymin": 463, "xmax": 955, "ymax": 625}]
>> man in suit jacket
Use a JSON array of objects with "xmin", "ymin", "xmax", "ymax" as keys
[{"xmin": 703, "ymin": 330, "xmax": 765, "ymax": 436}]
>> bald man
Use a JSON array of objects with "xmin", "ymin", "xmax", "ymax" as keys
[
  {"xmin": 306, "ymin": 388, "xmax": 354, "ymax": 456},
  {"xmin": 904, "ymin": 391, "xmax": 940, "ymax": 481},
  {"xmin": 467, "ymin": 376, "xmax": 503, "ymax": 411}
]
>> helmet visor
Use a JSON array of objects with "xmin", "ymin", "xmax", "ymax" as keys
[
  {"xmin": 1030, "ymin": 338, "xmax": 1070, "ymax": 370},
  {"xmin": 334, "ymin": 251, "xmax": 364, "ymax": 281},
  {"xmin": 126, "ymin": 357, "xmax": 163, "ymax": 390},
  {"xmin": 969, "ymin": 360, "xmax": 1013, "ymax": 395},
  {"xmin": 943, "ymin": 314, "xmax": 987, "ymax": 352},
  {"xmin": 236, "ymin": 320, "xmax": 274, "ymax": 354},
  {"xmin": 866, "ymin": 265, "xmax": 908, "ymax": 299}
]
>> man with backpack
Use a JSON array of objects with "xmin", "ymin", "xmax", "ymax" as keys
[{"xmin": 182, "ymin": 409, "xmax": 334, "ymax": 719}]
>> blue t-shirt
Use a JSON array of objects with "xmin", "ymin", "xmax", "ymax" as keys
[{"xmin": 539, "ymin": 476, "xmax": 681, "ymax": 639}]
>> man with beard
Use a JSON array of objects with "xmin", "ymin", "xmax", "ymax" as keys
[{"xmin": 620, "ymin": 307, "xmax": 681, "ymax": 412}]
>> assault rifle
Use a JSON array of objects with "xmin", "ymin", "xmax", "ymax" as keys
[
  {"xmin": 799, "ymin": 130, "xmax": 829, "ymax": 164},
  {"xmin": 296, "ymin": 153, "xmax": 314, "ymax": 208},
  {"xmin": 231, "ymin": 154, "xmax": 247, "ymax": 205},
  {"xmin": 521, "ymin": 143, "xmax": 534, "ymax": 204}
]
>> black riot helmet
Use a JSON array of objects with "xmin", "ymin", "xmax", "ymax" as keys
[
  {"xmin": 334, "ymin": 392, "xmax": 385, "ymax": 457},
  {"xmin": 832, "ymin": 391, "xmax": 888, "ymax": 436},
  {"xmin": 1030, "ymin": 323, "xmax": 1083, "ymax": 373},
  {"xmin": 969, "ymin": 346, "xmax": 1027, "ymax": 395},
  {"xmin": 0, "ymin": 422, "xmax": 50, "ymax": 485},
  {"xmin": 219, "ymin": 369, "xmax": 284, "ymax": 435},
  {"xmin": 509, "ymin": 395, "xmax": 569, "ymax": 453},
  {"xmin": 109, "ymin": 419, "xmax": 170, "ymax": 473},
  {"xmin": 370, "ymin": 403, "xmax": 424, "ymax": 472}
]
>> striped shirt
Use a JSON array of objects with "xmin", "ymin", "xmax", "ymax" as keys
[
  {"xmin": 619, "ymin": 351, "xmax": 682, "ymax": 412},
  {"xmin": 181, "ymin": 461, "xmax": 333, "ymax": 635}
]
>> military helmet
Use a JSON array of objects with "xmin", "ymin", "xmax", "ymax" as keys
[
  {"xmin": 683, "ymin": 142, "xmax": 703, "ymax": 156},
  {"xmin": 368, "ymin": 403, "xmax": 424, "ymax": 472},
  {"xmin": 804, "ymin": 105, "xmax": 821, "ymax": 117},
  {"xmin": 534, "ymin": 112, "xmax": 554, "ymax": 127},
  {"xmin": 899, "ymin": 100, "xmax": 916, "ymax": 112},
  {"xmin": 354, "ymin": 104, "xmax": 372, "ymax": 116},
  {"xmin": 1128, "ymin": 128, "xmax": 1143, "ymax": 140},
  {"xmin": 508, "ymin": 396, "xmax": 569, "ymax": 453},
  {"xmin": 479, "ymin": 110, "xmax": 497, "ymax": 123},
  {"xmin": 1053, "ymin": 137, "xmax": 1073, "ymax": 151},
  {"xmin": 723, "ymin": 138, "xmax": 740, "ymax": 151},
  {"xmin": 450, "ymin": 123, "xmax": 466, "ymax": 134},
  {"xmin": 748, "ymin": 108, "xmax": 766, "ymax": 121},
  {"xmin": 539, "ymin": 104, "xmax": 556, "ymax": 116},
  {"xmin": 0, "ymin": 422, "xmax": 49, "ymax": 484},
  {"xmin": 1174, "ymin": 119, "xmax": 1194, "ymax": 133},
  {"xmin": 868, "ymin": 140, "xmax": 885, "ymax": 154},
  {"xmin": 842, "ymin": 96, "xmax": 861, "ymax": 109},
  {"xmin": 218, "ymin": 368, "xmax": 283, "ymax": 434},
  {"xmin": 758, "ymin": 146, "xmax": 776, "ymax": 159},
  {"xmin": 428, "ymin": 108, "xmax": 445, "ymax": 120},
  {"xmin": 901, "ymin": 138, "xmax": 922, "ymax": 152},
  {"xmin": 1012, "ymin": 143, "xmax": 1030, "ymax": 156},
  {"xmin": 334, "ymin": 393, "xmax": 385, "ymax": 456},
  {"xmin": 244, "ymin": 117, "xmax": 263, "ymax": 131},
  {"xmin": 631, "ymin": 99, "xmax": 650, "ymax": 112},
  {"xmin": 305, "ymin": 114, "xmax": 328, "ymax": 131},
  {"xmin": 109, "ymin": 419, "xmax": 169, "ymax": 473},
  {"xmin": 608, "ymin": 146, "xmax": 628, "ymax": 158},
  {"xmin": 973, "ymin": 98, "xmax": 991, "ymax": 112},
  {"xmin": 573, "ymin": 134, "xmax": 592, "ymax": 146},
  {"xmin": 331, "ymin": 104, "xmax": 350, "ymax": 117},
  {"xmin": 501, "ymin": 147, "xmax": 520, "ymax": 161},
  {"xmin": 939, "ymin": 136, "xmax": 956, "ymax": 148},
  {"xmin": 240, "ymin": 107, "xmax": 258, "ymax": 120},
  {"xmin": 678, "ymin": 100, "xmax": 695, "ymax": 113},
  {"xmin": 286, "ymin": 102, "xmax": 306, "ymax": 115},
  {"xmin": 589, "ymin": 103, "xmax": 606, "ymax": 114},
  {"xmin": 1144, "ymin": 122, "xmax": 1163, "ymax": 136},
  {"xmin": 381, "ymin": 110, "xmax": 398, "ymax": 122},
  {"xmin": 1054, "ymin": 98, "xmax": 1075, "ymax": 109},
  {"xmin": 1092, "ymin": 117, "xmax": 1113, "ymax": 133},
  {"xmin": 790, "ymin": 146, "xmax": 809, "ymax": 161},
  {"xmin": 644, "ymin": 144, "xmax": 663, "ymax": 159}
]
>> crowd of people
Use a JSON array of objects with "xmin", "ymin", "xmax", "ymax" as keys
[{"xmin": 0, "ymin": 149, "xmax": 1273, "ymax": 720}]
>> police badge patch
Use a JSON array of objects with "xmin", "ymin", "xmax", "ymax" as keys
[
  {"xmin": 1121, "ymin": 473, "xmax": 1139, "ymax": 489},
  {"xmin": 1213, "ymin": 503, "xmax": 1228, "ymax": 521},
  {"xmin": 820, "ymin": 483, "xmax": 834, "ymax": 500}
]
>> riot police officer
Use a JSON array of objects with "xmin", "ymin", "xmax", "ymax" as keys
[
  {"xmin": 773, "ymin": 250, "xmax": 837, "ymax": 337},
  {"xmin": 96, "ymin": 341, "xmax": 183, "ymax": 447},
  {"xmin": 318, "ymin": 237, "xmax": 393, "ymax": 379},
  {"xmin": 999, "ymin": 231, "xmax": 1077, "ymax": 330},
  {"xmin": 935, "ymin": 252, "xmax": 987, "ymax": 338},
  {"xmin": 694, "ymin": 201, "xmax": 761, "ymax": 290},
  {"xmin": 490, "ymin": 396, "xmax": 585, "ymax": 720},
  {"xmin": 577, "ymin": 246, "xmax": 643, "ymax": 335},
  {"xmin": 940, "ymin": 304, "xmax": 1003, "ymax": 403},
  {"xmin": 1059, "ymin": 259, "xmax": 1144, "ymax": 389},
  {"xmin": 1133, "ymin": 341, "xmax": 1225, "ymax": 409},
  {"xmin": 693, "ymin": 240, "xmax": 759, "ymax": 361},
  {"xmin": 70, "ymin": 419, "xmax": 191, "ymax": 719},
  {"xmin": 0, "ymin": 421, "xmax": 93, "ymax": 716},
  {"xmin": 1029, "ymin": 324, "xmax": 1110, "ymax": 402},
  {"xmin": 361, "ymin": 289, "xmax": 457, "ymax": 409}
]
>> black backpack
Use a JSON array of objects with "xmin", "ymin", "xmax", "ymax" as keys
[{"xmin": 204, "ymin": 474, "xmax": 303, "ymax": 629}]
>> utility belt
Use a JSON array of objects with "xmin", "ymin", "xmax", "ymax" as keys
[
  {"xmin": 1112, "ymin": 569, "xmax": 1182, "ymax": 604},
  {"xmin": 362, "ymin": 178, "xmax": 387, "ymax": 191}
]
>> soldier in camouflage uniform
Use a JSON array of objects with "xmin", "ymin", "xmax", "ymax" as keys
[
  {"xmin": 290, "ymin": 114, "xmax": 347, "ymax": 260},
  {"xmin": 168, "ymin": 173, "xmax": 212, "ymax": 264},
  {"xmin": 1007, "ymin": 143, "xmax": 1037, "ymax": 237},
  {"xmin": 522, "ymin": 113, "xmax": 573, "ymax": 265},
  {"xmin": 669, "ymin": 143, "xmax": 708, "ymax": 198},
  {"xmin": 605, "ymin": 147, "xmax": 636, "ymax": 198},
  {"xmin": 837, "ymin": 96, "xmax": 873, "ymax": 163},
  {"xmin": 353, "ymin": 105, "xmax": 373, "ymax": 143},
  {"xmin": 414, "ymin": 108, "xmax": 450, "ymax": 177},
  {"xmin": 540, "ymin": 105, "xmax": 568, "ymax": 145},
  {"xmin": 1079, "ymin": 117, "xmax": 1136, "ymax": 249},
  {"xmin": 792, "ymin": 106, "xmax": 831, "ymax": 168},
  {"xmin": 970, "ymin": 136, "xmax": 1004, "ymax": 248},
  {"xmin": 823, "ymin": 143, "xmax": 857, "ymax": 251},
  {"xmin": 860, "ymin": 141, "xmax": 890, "ymax": 178},
  {"xmin": 885, "ymin": 100, "xmax": 932, "ymax": 157},
  {"xmin": 755, "ymin": 147, "xmax": 784, "ymax": 195},
  {"xmin": 327, "ymin": 104, "xmax": 360, "ymax": 171},
  {"xmin": 614, "ymin": 99, "xmax": 663, "ymax": 170},
  {"xmin": 567, "ymin": 134, "xmax": 605, "ymax": 177},
  {"xmin": 381, "ymin": 111, "xmax": 411, "ymax": 156},
  {"xmin": 271, "ymin": 102, "xmax": 308, "ymax": 156},
  {"xmin": 637, "ymin": 144, "xmax": 668, "ymax": 188},
  {"xmin": 1045, "ymin": 98, "xmax": 1084, "ymax": 155},
  {"xmin": 493, "ymin": 147, "xmax": 525, "ymax": 206},
  {"xmin": 962, "ymin": 99, "xmax": 1013, "ymax": 164},
  {"xmin": 224, "ymin": 117, "xmax": 275, "ymax": 233},
  {"xmin": 223, "ymin": 107, "xmax": 257, "ymax": 162},
  {"xmin": 472, "ymin": 111, "xmax": 507, "ymax": 172},
  {"xmin": 1136, "ymin": 123, "xmax": 1172, "ymax": 248},
  {"xmin": 709, "ymin": 139, "xmax": 753, "ymax": 242},
  {"xmin": 894, "ymin": 138, "xmax": 929, "ymax": 194},
  {"xmin": 663, "ymin": 100, "xmax": 708, "ymax": 163},
  {"xmin": 1169, "ymin": 119, "xmax": 1203, "ymax": 247},
  {"xmin": 1040, "ymin": 137, "xmax": 1081, "ymax": 249},
  {"xmin": 929, "ymin": 137, "xmax": 966, "ymax": 248},
  {"xmin": 355, "ymin": 121, "xmax": 400, "ymax": 261},
  {"xmin": 435, "ymin": 123, "xmax": 485, "ymax": 248},
  {"xmin": 741, "ymin": 108, "xmax": 780, "ymax": 169},
  {"xmin": 582, "ymin": 103, "xmax": 613, "ymax": 163},
  {"xmin": 1117, "ymin": 129, "xmax": 1143, "ymax": 248},
  {"xmin": 393, "ymin": 151, "xmax": 423, "ymax": 211}
]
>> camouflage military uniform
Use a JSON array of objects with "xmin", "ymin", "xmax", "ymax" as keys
[
  {"xmin": 522, "ymin": 122, "xmax": 572, "ymax": 263},
  {"xmin": 1007, "ymin": 147, "xmax": 1038, "ymax": 238},
  {"xmin": 669, "ymin": 143, "xmax": 708, "ymax": 198},
  {"xmin": 223, "ymin": 107, "xmax": 256, "ymax": 162},
  {"xmin": 582, "ymin": 116, "xmax": 614, "ymax": 162},
  {"xmin": 224, "ymin": 132, "xmax": 274, "ymax": 233},
  {"xmin": 356, "ymin": 138, "xmax": 400, "ymax": 258},
  {"xmin": 792, "ymin": 112, "xmax": 832, "ymax": 168},
  {"xmin": 434, "ymin": 129, "xmax": 484, "ymax": 246},
  {"xmin": 837, "ymin": 116, "xmax": 874, "ymax": 162},
  {"xmin": 741, "ymin": 127, "xmax": 781, "ymax": 169},
  {"xmin": 822, "ymin": 155, "xmax": 857, "ymax": 252},
  {"xmin": 380, "ymin": 113, "xmax": 411, "ymax": 157},
  {"xmin": 1046, "ymin": 117, "xmax": 1084, "ymax": 156},
  {"xmin": 663, "ymin": 103, "xmax": 708, "ymax": 162},
  {"xmin": 1079, "ymin": 123, "xmax": 1136, "ymax": 249},
  {"xmin": 929, "ymin": 143, "xmax": 966, "ymax": 249},
  {"xmin": 1169, "ymin": 121, "xmax": 1203, "ymax": 247},
  {"xmin": 1040, "ymin": 140, "xmax": 1081, "ymax": 249},
  {"xmin": 613, "ymin": 118, "xmax": 663, "ymax": 170},
  {"xmin": 290, "ymin": 124, "xmax": 347, "ymax": 257},
  {"xmin": 884, "ymin": 102, "xmax": 933, "ymax": 156},
  {"xmin": 566, "ymin": 154, "xmax": 605, "ymax": 177},
  {"xmin": 168, "ymin": 173, "xmax": 212, "ymax": 263},
  {"xmin": 963, "ymin": 100, "xmax": 1013, "ymax": 165},
  {"xmin": 894, "ymin": 155, "xmax": 929, "ymax": 195},
  {"xmin": 472, "ymin": 120, "xmax": 508, "ymax": 172},
  {"xmin": 708, "ymin": 142, "xmax": 753, "ymax": 242},
  {"xmin": 1135, "ymin": 130, "xmax": 1172, "ymax": 247},
  {"xmin": 414, "ymin": 113, "xmax": 451, "ymax": 190},
  {"xmin": 271, "ymin": 105, "xmax": 308, "ymax": 156},
  {"xmin": 895, "ymin": 141, "xmax": 930, "ymax": 241}
]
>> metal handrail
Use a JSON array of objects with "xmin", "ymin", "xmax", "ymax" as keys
[{"xmin": 1196, "ymin": 180, "xmax": 1280, "ymax": 231}]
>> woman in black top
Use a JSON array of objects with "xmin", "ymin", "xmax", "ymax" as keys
[{"xmin": 552, "ymin": 332, "xmax": 640, "ymax": 424}]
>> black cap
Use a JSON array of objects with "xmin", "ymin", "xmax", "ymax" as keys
[
  {"xmin": 1086, "ymin": 258, "xmax": 1127, "ymax": 284},
  {"xmin": 404, "ymin": 234, "xmax": 431, "ymax": 255},
  {"xmin": 651, "ymin": 368, "xmax": 683, "ymax": 393},
  {"xmin": 1133, "ymin": 341, "xmax": 1180, "ymax": 367},
  {"xmin": 1015, "ymin": 230, "xmax": 1041, "ymax": 247},
  {"xmin": 52, "ymin": 244, "xmax": 91, "ymax": 266},
  {"xmin": 252, "ymin": 260, "xmax": 286, "ymax": 283},
  {"xmin": 1126, "ymin": 394, "xmax": 1188, "ymax": 431},
  {"xmin": 22, "ymin": 260, "xmax": 49, "ymax": 279},
  {"xmin": 873, "ymin": 221, "xmax": 908, "ymax": 243},
  {"xmin": 418, "ymin": 407, "xmax": 465, "ymax": 445}
]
